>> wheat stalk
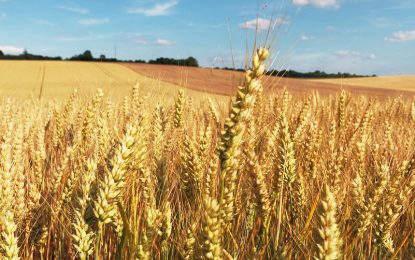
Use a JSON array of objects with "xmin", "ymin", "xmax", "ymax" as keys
[{"xmin": 314, "ymin": 185, "xmax": 342, "ymax": 260}]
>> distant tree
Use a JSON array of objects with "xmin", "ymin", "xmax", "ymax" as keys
[
  {"xmin": 0, "ymin": 50, "xmax": 3, "ymax": 56},
  {"xmin": 70, "ymin": 50, "xmax": 94, "ymax": 61},
  {"xmin": 22, "ymin": 49, "xmax": 29, "ymax": 59},
  {"xmin": 185, "ymin": 57, "xmax": 198, "ymax": 67},
  {"xmin": 82, "ymin": 50, "xmax": 93, "ymax": 61},
  {"xmin": 99, "ymin": 54, "xmax": 106, "ymax": 61}
]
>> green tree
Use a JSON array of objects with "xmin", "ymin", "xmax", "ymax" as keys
[
  {"xmin": 70, "ymin": 50, "xmax": 94, "ymax": 61},
  {"xmin": 82, "ymin": 50, "xmax": 93, "ymax": 61},
  {"xmin": 185, "ymin": 57, "xmax": 198, "ymax": 67},
  {"xmin": 23, "ymin": 49, "xmax": 29, "ymax": 59}
]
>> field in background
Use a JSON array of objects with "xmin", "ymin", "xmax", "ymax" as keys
[
  {"xmin": 0, "ymin": 60, "xmax": 223, "ymax": 102},
  {"xmin": 1, "ymin": 60, "xmax": 414, "ymax": 101},
  {"xmin": 311, "ymin": 76, "xmax": 415, "ymax": 92},
  {"xmin": 124, "ymin": 63, "xmax": 415, "ymax": 97}
]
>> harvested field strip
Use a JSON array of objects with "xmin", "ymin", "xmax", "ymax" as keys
[{"xmin": 123, "ymin": 63, "xmax": 415, "ymax": 97}]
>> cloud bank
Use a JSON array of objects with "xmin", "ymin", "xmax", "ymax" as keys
[
  {"xmin": 57, "ymin": 5, "xmax": 89, "ymax": 14},
  {"xmin": 78, "ymin": 18, "xmax": 110, "ymax": 26},
  {"xmin": 385, "ymin": 30, "xmax": 415, "ymax": 42},
  {"xmin": 292, "ymin": 0, "xmax": 339, "ymax": 9},
  {"xmin": 239, "ymin": 17, "xmax": 289, "ymax": 30},
  {"xmin": 156, "ymin": 39, "xmax": 175, "ymax": 45},
  {"xmin": 127, "ymin": 0, "xmax": 178, "ymax": 17},
  {"xmin": 0, "ymin": 46, "xmax": 24, "ymax": 54}
]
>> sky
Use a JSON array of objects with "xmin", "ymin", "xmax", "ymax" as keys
[{"xmin": 0, "ymin": 0, "xmax": 414, "ymax": 75}]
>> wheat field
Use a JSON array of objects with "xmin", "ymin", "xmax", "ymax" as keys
[
  {"xmin": 0, "ymin": 48, "xmax": 415, "ymax": 259},
  {"xmin": 0, "ymin": 60, "xmax": 223, "ymax": 102},
  {"xmin": 311, "ymin": 76, "xmax": 415, "ymax": 92}
]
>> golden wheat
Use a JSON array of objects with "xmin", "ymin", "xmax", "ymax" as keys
[{"xmin": 0, "ymin": 47, "xmax": 414, "ymax": 259}]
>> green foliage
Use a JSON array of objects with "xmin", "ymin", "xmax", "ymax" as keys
[
  {"xmin": 0, "ymin": 49, "xmax": 62, "ymax": 60},
  {"xmin": 148, "ymin": 56, "xmax": 199, "ymax": 67},
  {"xmin": 70, "ymin": 50, "xmax": 94, "ymax": 61},
  {"xmin": 267, "ymin": 69, "xmax": 376, "ymax": 78},
  {"xmin": 219, "ymin": 67, "xmax": 376, "ymax": 78}
]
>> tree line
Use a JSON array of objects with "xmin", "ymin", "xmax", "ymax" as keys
[
  {"xmin": 148, "ymin": 57, "xmax": 198, "ymax": 67},
  {"xmin": 0, "ymin": 49, "xmax": 198, "ymax": 67},
  {"xmin": 266, "ymin": 69, "xmax": 376, "ymax": 78},
  {"xmin": 220, "ymin": 67, "xmax": 376, "ymax": 78},
  {"xmin": 0, "ymin": 49, "xmax": 62, "ymax": 60}
]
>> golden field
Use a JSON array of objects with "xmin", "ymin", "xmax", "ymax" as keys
[
  {"xmin": 0, "ymin": 60, "xmax": 222, "ymax": 102},
  {"xmin": 311, "ymin": 75, "xmax": 415, "ymax": 92},
  {"xmin": 0, "ymin": 48, "xmax": 414, "ymax": 259}
]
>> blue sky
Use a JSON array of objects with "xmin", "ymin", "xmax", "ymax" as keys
[{"xmin": 0, "ymin": 0, "xmax": 414, "ymax": 75}]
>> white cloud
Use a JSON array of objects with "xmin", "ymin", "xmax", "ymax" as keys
[
  {"xmin": 127, "ymin": 0, "xmax": 178, "ymax": 17},
  {"xmin": 125, "ymin": 33, "xmax": 148, "ymax": 45},
  {"xmin": 0, "ymin": 13, "xmax": 6, "ymax": 20},
  {"xmin": 156, "ymin": 39, "xmax": 175, "ymax": 46},
  {"xmin": 370, "ymin": 18, "xmax": 393, "ymax": 29},
  {"xmin": 239, "ymin": 17, "xmax": 289, "ymax": 30},
  {"xmin": 57, "ymin": 5, "xmax": 89, "ymax": 15},
  {"xmin": 56, "ymin": 33, "xmax": 118, "ymax": 42},
  {"xmin": 125, "ymin": 32, "xmax": 143, "ymax": 39},
  {"xmin": 385, "ymin": 30, "xmax": 415, "ymax": 42},
  {"xmin": 300, "ymin": 35, "xmax": 316, "ymax": 41},
  {"xmin": 0, "ymin": 46, "xmax": 24, "ymax": 54},
  {"xmin": 334, "ymin": 50, "xmax": 376, "ymax": 60},
  {"xmin": 30, "ymin": 19, "xmax": 55, "ymax": 26},
  {"xmin": 56, "ymin": 36, "xmax": 91, "ymax": 42},
  {"xmin": 292, "ymin": 0, "xmax": 339, "ymax": 8},
  {"xmin": 78, "ymin": 18, "xmax": 110, "ymax": 26},
  {"xmin": 367, "ymin": 54, "xmax": 376, "ymax": 60},
  {"xmin": 335, "ymin": 50, "xmax": 362, "ymax": 58},
  {"xmin": 136, "ymin": 39, "xmax": 148, "ymax": 45}
]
